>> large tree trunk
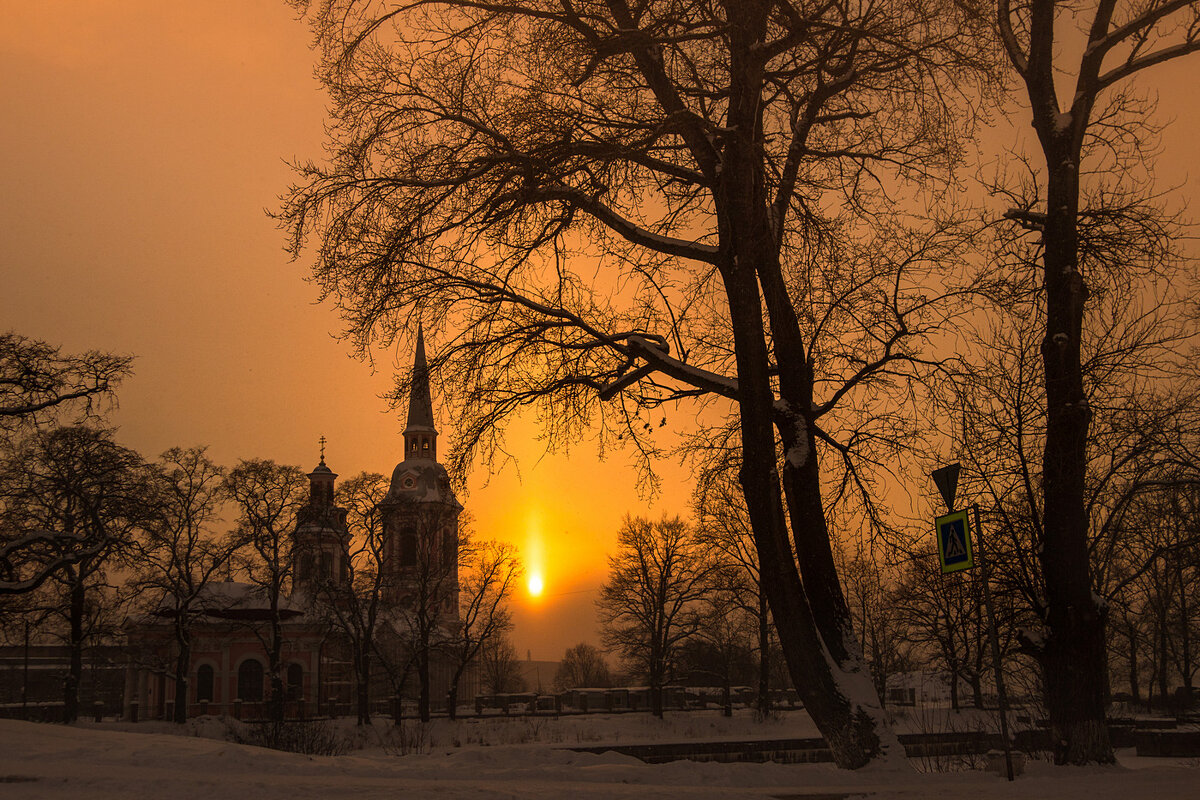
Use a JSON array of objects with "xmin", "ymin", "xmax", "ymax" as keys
[
  {"xmin": 418, "ymin": 645, "xmax": 431, "ymax": 723},
  {"xmin": 173, "ymin": 625, "xmax": 191, "ymax": 724},
  {"xmin": 355, "ymin": 643, "xmax": 372, "ymax": 725},
  {"xmin": 1157, "ymin": 618, "xmax": 1169, "ymax": 711},
  {"xmin": 447, "ymin": 674, "xmax": 459, "ymax": 721},
  {"xmin": 1035, "ymin": 129, "xmax": 1113, "ymax": 765},
  {"xmin": 649, "ymin": 638, "xmax": 665, "ymax": 719},
  {"xmin": 64, "ymin": 580, "xmax": 84, "ymax": 724},
  {"xmin": 969, "ymin": 673, "xmax": 984, "ymax": 710},
  {"xmin": 710, "ymin": 4, "xmax": 893, "ymax": 768},
  {"xmin": 1178, "ymin": 564, "xmax": 1192, "ymax": 693},
  {"xmin": 268, "ymin": 615, "xmax": 285, "ymax": 723},
  {"xmin": 650, "ymin": 663, "xmax": 664, "ymax": 719},
  {"xmin": 722, "ymin": 260, "xmax": 888, "ymax": 768},
  {"xmin": 1016, "ymin": 0, "xmax": 1115, "ymax": 763},
  {"xmin": 1127, "ymin": 626, "xmax": 1141, "ymax": 704},
  {"xmin": 756, "ymin": 591, "xmax": 771, "ymax": 715}
]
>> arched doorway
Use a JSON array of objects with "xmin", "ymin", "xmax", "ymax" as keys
[
  {"xmin": 236, "ymin": 658, "xmax": 264, "ymax": 702},
  {"xmin": 286, "ymin": 663, "xmax": 304, "ymax": 701},
  {"xmin": 195, "ymin": 664, "xmax": 215, "ymax": 704}
]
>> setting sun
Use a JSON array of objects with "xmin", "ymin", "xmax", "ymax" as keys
[{"xmin": 527, "ymin": 573, "xmax": 544, "ymax": 597}]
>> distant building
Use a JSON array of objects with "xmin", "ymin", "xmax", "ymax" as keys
[{"xmin": 123, "ymin": 332, "xmax": 471, "ymax": 720}]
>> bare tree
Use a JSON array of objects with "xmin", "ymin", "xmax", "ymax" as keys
[
  {"xmin": 0, "ymin": 335, "xmax": 133, "ymax": 597},
  {"xmin": 480, "ymin": 635, "xmax": 526, "ymax": 695},
  {"xmin": 0, "ymin": 332, "xmax": 131, "ymax": 432},
  {"xmin": 554, "ymin": 642, "xmax": 612, "ymax": 691},
  {"xmin": 283, "ymin": 0, "xmax": 996, "ymax": 766},
  {"xmin": 684, "ymin": 585, "xmax": 758, "ymax": 715},
  {"xmin": 892, "ymin": 554, "xmax": 993, "ymax": 710},
  {"xmin": 597, "ymin": 515, "xmax": 717, "ymax": 717},
  {"xmin": 994, "ymin": 0, "xmax": 1200, "ymax": 763},
  {"xmin": 226, "ymin": 459, "xmax": 308, "ymax": 722},
  {"xmin": 130, "ymin": 447, "xmax": 236, "ymax": 723},
  {"xmin": 694, "ymin": 464, "xmax": 774, "ymax": 713},
  {"xmin": 840, "ymin": 551, "xmax": 914, "ymax": 710},
  {"xmin": 446, "ymin": 539, "xmax": 522, "ymax": 719},
  {"xmin": 1104, "ymin": 483, "xmax": 1200, "ymax": 710},
  {"xmin": 0, "ymin": 425, "xmax": 147, "ymax": 722}
]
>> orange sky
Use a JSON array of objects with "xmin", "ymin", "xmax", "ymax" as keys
[
  {"xmin": 2, "ymin": 2, "xmax": 1197, "ymax": 660},
  {"xmin": 0, "ymin": 0, "xmax": 693, "ymax": 660}
]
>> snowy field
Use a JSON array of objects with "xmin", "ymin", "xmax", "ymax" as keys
[{"xmin": 0, "ymin": 712, "xmax": 1197, "ymax": 799}]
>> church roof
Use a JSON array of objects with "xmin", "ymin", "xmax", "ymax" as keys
[
  {"xmin": 153, "ymin": 581, "xmax": 305, "ymax": 622},
  {"xmin": 385, "ymin": 459, "xmax": 462, "ymax": 509}
]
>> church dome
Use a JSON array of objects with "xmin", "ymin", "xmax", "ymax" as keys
[{"xmin": 387, "ymin": 459, "xmax": 462, "ymax": 509}]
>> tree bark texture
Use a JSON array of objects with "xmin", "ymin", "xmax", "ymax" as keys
[
  {"xmin": 418, "ymin": 647, "xmax": 431, "ymax": 723},
  {"xmin": 757, "ymin": 591, "xmax": 771, "ymax": 715},
  {"xmin": 64, "ymin": 579, "xmax": 84, "ymax": 724},
  {"xmin": 173, "ymin": 625, "xmax": 191, "ymax": 724},
  {"xmin": 715, "ymin": 6, "xmax": 889, "ymax": 765},
  {"xmin": 1030, "ymin": 117, "xmax": 1113, "ymax": 769},
  {"xmin": 1016, "ymin": 0, "xmax": 1113, "ymax": 765},
  {"xmin": 355, "ymin": 641, "xmax": 372, "ymax": 725}
]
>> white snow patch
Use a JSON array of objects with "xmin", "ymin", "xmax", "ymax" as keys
[
  {"xmin": 2, "ymin": 715, "xmax": 1198, "ymax": 798},
  {"xmin": 1018, "ymin": 627, "xmax": 1045, "ymax": 648}
]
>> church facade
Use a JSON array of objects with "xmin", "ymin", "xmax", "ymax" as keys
[{"xmin": 123, "ymin": 332, "xmax": 468, "ymax": 720}]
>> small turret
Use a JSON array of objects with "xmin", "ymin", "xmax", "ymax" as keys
[
  {"xmin": 292, "ymin": 437, "xmax": 350, "ymax": 599},
  {"xmin": 308, "ymin": 435, "xmax": 336, "ymax": 507}
]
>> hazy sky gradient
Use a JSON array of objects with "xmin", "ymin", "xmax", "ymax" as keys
[
  {"xmin": 2, "ymin": 1, "xmax": 1197, "ymax": 660},
  {"xmin": 0, "ymin": 0, "xmax": 693, "ymax": 660}
]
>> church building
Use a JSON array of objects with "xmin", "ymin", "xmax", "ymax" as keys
[{"xmin": 123, "ymin": 331, "xmax": 467, "ymax": 720}]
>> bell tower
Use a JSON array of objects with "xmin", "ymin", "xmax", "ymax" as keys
[
  {"xmin": 379, "ymin": 329, "xmax": 462, "ymax": 612},
  {"xmin": 292, "ymin": 437, "xmax": 351, "ymax": 600}
]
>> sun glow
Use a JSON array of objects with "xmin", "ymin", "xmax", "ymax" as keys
[{"xmin": 527, "ymin": 573, "xmax": 544, "ymax": 597}]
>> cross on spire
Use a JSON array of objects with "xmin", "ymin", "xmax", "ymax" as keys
[{"xmin": 319, "ymin": 435, "xmax": 327, "ymax": 466}]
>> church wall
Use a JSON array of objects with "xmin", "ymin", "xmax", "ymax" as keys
[{"xmin": 124, "ymin": 619, "xmax": 326, "ymax": 721}]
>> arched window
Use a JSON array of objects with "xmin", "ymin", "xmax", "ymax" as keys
[
  {"xmin": 298, "ymin": 553, "xmax": 314, "ymax": 583},
  {"xmin": 400, "ymin": 530, "xmax": 417, "ymax": 567},
  {"xmin": 237, "ymin": 659, "xmax": 264, "ymax": 702},
  {"xmin": 286, "ymin": 663, "xmax": 304, "ymax": 701},
  {"xmin": 319, "ymin": 551, "xmax": 333, "ymax": 582},
  {"xmin": 195, "ymin": 664, "xmax": 214, "ymax": 703}
]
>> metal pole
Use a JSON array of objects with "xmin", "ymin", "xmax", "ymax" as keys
[
  {"xmin": 973, "ymin": 503, "xmax": 1015, "ymax": 781},
  {"xmin": 22, "ymin": 620, "xmax": 30, "ymax": 717}
]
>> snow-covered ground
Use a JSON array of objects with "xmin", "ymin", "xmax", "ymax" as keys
[{"xmin": 1, "ymin": 712, "xmax": 1197, "ymax": 799}]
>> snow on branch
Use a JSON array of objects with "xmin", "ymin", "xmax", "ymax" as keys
[
  {"xmin": 0, "ymin": 528, "xmax": 107, "ymax": 596},
  {"xmin": 599, "ymin": 333, "xmax": 738, "ymax": 402}
]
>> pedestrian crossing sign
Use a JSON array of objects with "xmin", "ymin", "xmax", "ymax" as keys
[{"xmin": 935, "ymin": 509, "xmax": 975, "ymax": 574}]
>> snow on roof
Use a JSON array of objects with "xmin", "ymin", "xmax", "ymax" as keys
[{"xmin": 155, "ymin": 581, "xmax": 304, "ymax": 621}]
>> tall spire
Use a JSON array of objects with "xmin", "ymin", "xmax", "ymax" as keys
[{"xmin": 403, "ymin": 326, "xmax": 437, "ymax": 460}]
